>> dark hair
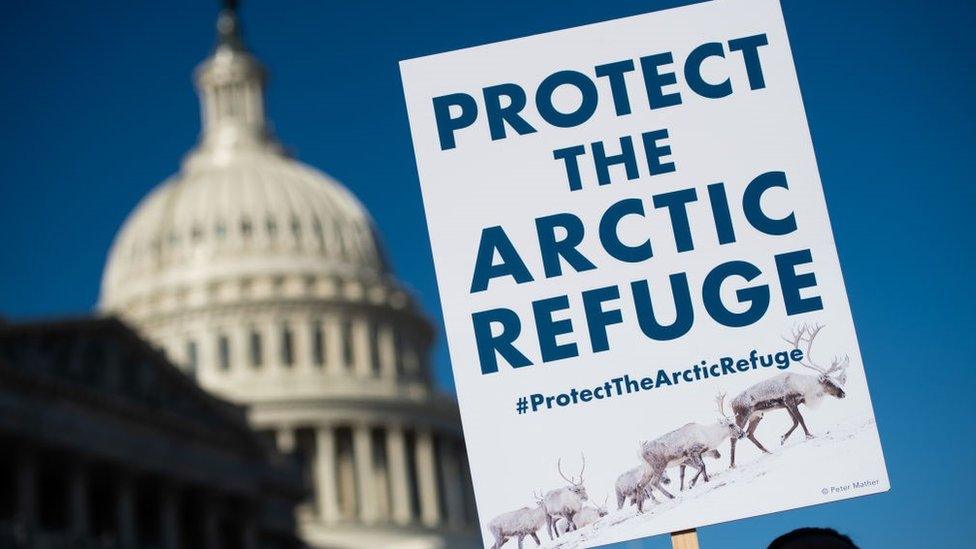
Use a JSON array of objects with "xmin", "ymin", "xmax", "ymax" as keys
[{"xmin": 768, "ymin": 527, "xmax": 858, "ymax": 549}]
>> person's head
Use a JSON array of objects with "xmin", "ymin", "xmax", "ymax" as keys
[{"xmin": 768, "ymin": 527, "xmax": 858, "ymax": 549}]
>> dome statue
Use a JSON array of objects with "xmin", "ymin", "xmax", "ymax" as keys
[{"xmin": 100, "ymin": 4, "xmax": 479, "ymax": 547}]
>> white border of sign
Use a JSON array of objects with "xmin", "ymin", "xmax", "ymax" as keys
[{"xmin": 401, "ymin": 0, "xmax": 889, "ymax": 546}]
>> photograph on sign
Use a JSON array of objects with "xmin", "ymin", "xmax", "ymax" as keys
[{"xmin": 400, "ymin": 0, "xmax": 889, "ymax": 546}]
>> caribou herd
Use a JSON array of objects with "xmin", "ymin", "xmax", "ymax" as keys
[{"xmin": 488, "ymin": 324, "xmax": 851, "ymax": 548}]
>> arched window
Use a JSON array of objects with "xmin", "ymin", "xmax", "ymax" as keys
[
  {"xmin": 281, "ymin": 323, "xmax": 294, "ymax": 367},
  {"xmin": 249, "ymin": 329, "xmax": 263, "ymax": 368},
  {"xmin": 185, "ymin": 340, "xmax": 198, "ymax": 378},
  {"xmin": 311, "ymin": 320, "xmax": 325, "ymax": 367},
  {"xmin": 394, "ymin": 329, "xmax": 406, "ymax": 375},
  {"xmin": 369, "ymin": 322, "xmax": 381, "ymax": 375},
  {"xmin": 217, "ymin": 334, "xmax": 231, "ymax": 371}
]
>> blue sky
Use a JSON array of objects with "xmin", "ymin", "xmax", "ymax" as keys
[{"xmin": 1, "ymin": 0, "xmax": 974, "ymax": 547}]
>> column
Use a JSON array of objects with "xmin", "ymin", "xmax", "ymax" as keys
[
  {"xmin": 386, "ymin": 425, "xmax": 412, "ymax": 525},
  {"xmin": 16, "ymin": 448, "xmax": 36, "ymax": 537},
  {"xmin": 266, "ymin": 321, "xmax": 281, "ymax": 373},
  {"xmin": 197, "ymin": 326, "xmax": 215, "ymax": 384},
  {"xmin": 160, "ymin": 484, "xmax": 181, "ymax": 549},
  {"xmin": 325, "ymin": 313, "xmax": 343, "ymax": 375},
  {"xmin": 117, "ymin": 471, "xmax": 136, "ymax": 548},
  {"xmin": 415, "ymin": 429, "xmax": 441, "ymax": 527},
  {"xmin": 353, "ymin": 424, "xmax": 377, "ymax": 523},
  {"xmin": 276, "ymin": 427, "xmax": 296, "ymax": 454},
  {"xmin": 353, "ymin": 317, "xmax": 371, "ymax": 378},
  {"xmin": 233, "ymin": 324, "xmax": 248, "ymax": 376},
  {"xmin": 378, "ymin": 323, "xmax": 397, "ymax": 379},
  {"xmin": 314, "ymin": 427, "xmax": 340, "ymax": 523},
  {"xmin": 68, "ymin": 462, "xmax": 89, "ymax": 539},
  {"xmin": 439, "ymin": 438, "xmax": 466, "ymax": 528}
]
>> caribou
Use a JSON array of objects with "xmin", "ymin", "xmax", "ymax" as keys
[
  {"xmin": 542, "ymin": 455, "xmax": 589, "ymax": 539},
  {"xmin": 728, "ymin": 324, "xmax": 849, "ymax": 468},
  {"xmin": 555, "ymin": 496, "xmax": 608, "ymax": 535},
  {"xmin": 614, "ymin": 466, "xmax": 675, "ymax": 510},
  {"xmin": 488, "ymin": 492, "xmax": 547, "ymax": 549},
  {"xmin": 676, "ymin": 448, "xmax": 721, "ymax": 491},
  {"xmin": 636, "ymin": 393, "xmax": 745, "ymax": 512}
]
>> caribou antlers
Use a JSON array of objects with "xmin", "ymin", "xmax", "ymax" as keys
[
  {"xmin": 782, "ymin": 323, "xmax": 824, "ymax": 373},
  {"xmin": 782, "ymin": 323, "xmax": 849, "ymax": 382},
  {"xmin": 827, "ymin": 355, "xmax": 850, "ymax": 385},
  {"xmin": 558, "ymin": 454, "xmax": 586, "ymax": 486},
  {"xmin": 715, "ymin": 392, "xmax": 729, "ymax": 419}
]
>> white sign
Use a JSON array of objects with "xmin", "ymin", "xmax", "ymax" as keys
[{"xmin": 401, "ymin": 0, "xmax": 888, "ymax": 546}]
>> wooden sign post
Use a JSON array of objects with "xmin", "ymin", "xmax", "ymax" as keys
[{"xmin": 672, "ymin": 529, "xmax": 700, "ymax": 549}]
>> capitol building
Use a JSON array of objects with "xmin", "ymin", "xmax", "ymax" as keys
[{"xmin": 98, "ymin": 4, "xmax": 479, "ymax": 548}]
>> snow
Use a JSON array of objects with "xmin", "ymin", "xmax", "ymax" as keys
[{"xmin": 531, "ymin": 415, "xmax": 884, "ymax": 549}]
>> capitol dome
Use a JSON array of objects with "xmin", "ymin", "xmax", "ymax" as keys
[
  {"xmin": 100, "ymin": 5, "xmax": 478, "ymax": 548},
  {"xmin": 100, "ymin": 145, "xmax": 389, "ymax": 311}
]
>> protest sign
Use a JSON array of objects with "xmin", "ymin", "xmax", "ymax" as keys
[{"xmin": 401, "ymin": 0, "xmax": 889, "ymax": 545}]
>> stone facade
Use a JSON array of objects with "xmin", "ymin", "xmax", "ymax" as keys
[{"xmin": 0, "ymin": 317, "xmax": 303, "ymax": 548}]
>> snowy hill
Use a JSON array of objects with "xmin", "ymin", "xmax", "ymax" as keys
[{"xmin": 540, "ymin": 415, "xmax": 883, "ymax": 549}]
